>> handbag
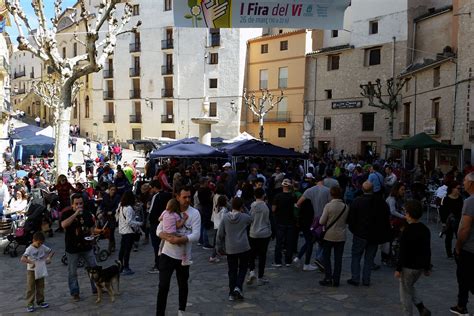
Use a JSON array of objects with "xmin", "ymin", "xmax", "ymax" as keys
[{"xmin": 310, "ymin": 205, "xmax": 347, "ymax": 241}]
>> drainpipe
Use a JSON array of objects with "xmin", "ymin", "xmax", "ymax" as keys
[
  {"xmin": 414, "ymin": 75, "xmax": 417, "ymax": 135},
  {"xmin": 312, "ymin": 55, "xmax": 317, "ymax": 150},
  {"xmin": 411, "ymin": 21, "xmax": 417, "ymax": 65},
  {"xmin": 392, "ymin": 36, "xmax": 396, "ymax": 79}
]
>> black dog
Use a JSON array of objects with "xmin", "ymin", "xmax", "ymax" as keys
[{"xmin": 86, "ymin": 260, "xmax": 122, "ymax": 303}]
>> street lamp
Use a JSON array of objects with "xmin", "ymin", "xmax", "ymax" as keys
[{"xmin": 230, "ymin": 100, "xmax": 237, "ymax": 113}]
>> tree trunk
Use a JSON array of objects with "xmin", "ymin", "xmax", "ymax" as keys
[
  {"xmin": 386, "ymin": 110, "xmax": 395, "ymax": 158},
  {"xmin": 54, "ymin": 83, "xmax": 73, "ymax": 179},
  {"xmin": 259, "ymin": 117, "xmax": 264, "ymax": 141}
]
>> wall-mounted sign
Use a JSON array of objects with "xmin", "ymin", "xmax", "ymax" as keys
[
  {"xmin": 174, "ymin": 0, "xmax": 350, "ymax": 29},
  {"xmin": 331, "ymin": 100, "xmax": 363, "ymax": 109},
  {"xmin": 424, "ymin": 118, "xmax": 437, "ymax": 135}
]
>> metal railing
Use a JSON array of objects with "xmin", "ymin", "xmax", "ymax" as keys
[
  {"xmin": 103, "ymin": 115, "xmax": 115, "ymax": 123},
  {"xmin": 161, "ymin": 39, "xmax": 174, "ymax": 50},
  {"xmin": 14, "ymin": 70, "xmax": 25, "ymax": 78},
  {"xmin": 129, "ymin": 67, "xmax": 140, "ymax": 77},
  {"xmin": 161, "ymin": 65, "xmax": 173, "ymax": 75},
  {"xmin": 253, "ymin": 111, "xmax": 291, "ymax": 122},
  {"xmin": 129, "ymin": 114, "xmax": 142, "ymax": 123},
  {"xmin": 103, "ymin": 90, "xmax": 114, "ymax": 100},
  {"xmin": 17, "ymin": 87, "xmax": 26, "ymax": 94},
  {"xmin": 161, "ymin": 114, "xmax": 174, "ymax": 123},
  {"xmin": 129, "ymin": 89, "xmax": 141, "ymax": 99},
  {"xmin": 162, "ymin": 89, "xmax": 173, "ymax": 98},
  {"xmin": 103, "ymin": 69, "xmax": 114, "ymax": 78},
  {"xmin": 129, "ymin": 42, "xmax": 141, "ymax": 52}
]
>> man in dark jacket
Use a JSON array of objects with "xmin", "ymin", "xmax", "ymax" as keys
[
  {"xmin": 347, "ymin": 181, "xmax": 391, "ymax": 286},
  {"xmin": 148, "ymin": 180, "xmax": 172, "ymax": 273}
]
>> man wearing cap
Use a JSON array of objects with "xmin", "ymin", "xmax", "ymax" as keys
[
  {"xmin": 297, "ymin": 174, "xmax": 331, "ymax": 269},
  {"xmin": 222, "ymin": 162, "xmax": 236, "ymax": 199},
  {"xmin": 272, "ymin": 179, "xmax": 296, "ymax": 267}
]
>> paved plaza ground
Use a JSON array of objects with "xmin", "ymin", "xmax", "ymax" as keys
[{"xmin": 0, "ymin": 219, "xmax": 471, "ymax": 315}]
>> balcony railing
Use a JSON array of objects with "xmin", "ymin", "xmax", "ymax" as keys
[
  {"xmin": 161, "ymin": 114, "xmax": 174, "ymax": 123},
  {"xmin": 129, "ymin": 89, "xmax": 141, "ymax": 99},
  {"xmin": 103, "ymin": 69, "xmax": 114, "ymax": 78},
  {"xmin": 161, "ymin": 65, "xmax": 173, "ymax": 75},
  {"xmin": 161, "ymin": 39, "xmax": 174, "ymax": 50},
  {"xmin": 253, "ymin": 111, "xmax": 291, "ymax": 123},
  {"xmin": 210, "ymin": 34, "xmax": 220, "ymax": 47},
  {"xmin": 129, "ymin": 67, "xmax": 140, "ymax": 77},
  {"xmin": 17, "ymin": 87, "xmax": 26, "ymax": 94},
  {"xmin": 162, "ymin": 89, "xmax": 173, "ymax": 98},
  {"xmin": 103, "ymin": 115, "xmax": 115, "ymax": 123},
  {"xmin": 129, "ymin": 42, "xmax": 141, "ymax": 53},
  {"xmin": 129, "ymin": 114, "xmax": 142, "ymax": 123},
  {"xmin": 14, "ymin": 70, "xmax": 25, "ymax": 79},
  {"xmin": 103, "ymin": 90, "xmax": 114, "ymax": 100},
  {"xmin": 399, "ymin": 122, "xmax": 409, "ymax": 136}
]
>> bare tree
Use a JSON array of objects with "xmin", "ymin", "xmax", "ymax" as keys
[
  {"xmin": 7, "ymin": 0, "xmax": 140, "ymax": 177},
  {"xmin": 360, "ymin": 78, "xmax": 408, "ymax": 144},
  {"xmin": 243, "ymin": 89, "xmax": 284, "ymax": 141}
]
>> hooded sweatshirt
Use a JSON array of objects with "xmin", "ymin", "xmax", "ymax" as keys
[
  {"xmin": 216, "ymin": 210, "xmax": 252, "ymax": 255},
  {"xmin": 249, "ymin": 200, "xmax": 271, "ymax": 239}
]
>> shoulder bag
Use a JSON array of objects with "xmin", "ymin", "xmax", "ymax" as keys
[{"xmin": 310, "ymin": 205, "xmax": 347, "ymax": 241}]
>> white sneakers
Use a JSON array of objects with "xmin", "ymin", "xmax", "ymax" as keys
[
  {"xmin": 246, "ymin": 270, "xmax": 257, "ymax": 285},
  {"xmin": 303, "ymin": 264, "xmax": 318, "ymax": 271}
]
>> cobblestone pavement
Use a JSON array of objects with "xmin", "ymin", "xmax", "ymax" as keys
[{"xmin": 0, "ymin": 219, "xmax": 471, "ymax": 315}]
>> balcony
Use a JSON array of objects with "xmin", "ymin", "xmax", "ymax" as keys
[
  {"xmin": 129, "ymin": 89, "xmax": 141, "ymax": 99},
  {"xmin": 161, "ymin": 114, "xmax": 174, "ymax": 123},
  {"xmin": 129, "ymin": 114, "xmax": 142, "ymax": 123},
  {"xmin": 103, "ymin": 90, "xmax": 114, "ymax": 100},
  {"xmin": 399, "ymin": 122, "xmax": 409, "ymax": 136},
  {"xmin": 161, "ymin": 39, "xmax": 174, "ymax": 50},
  {"xmin": 161, "ymin": 65, "xmax": 173, "ymax": 75},
  {"xmin": 210, "ymin": 34, "xmax": 220, "ymax": 47},
  {"xmin": 13, "ymin": 70, "xmax": 25, "ymax": 79},
  {"xmin": 17, "ymin": 87, "xmax": 26, "ymax": 94},
  {"xmin": 253, "ymin": 111, "xmax": 291, "ymax": 123},
  {"xmin": 103, "ymin": 69, "xmax": 114, "ymax": 79},
  {"xmin": 103, "ymin": 115, "xmax": 115, "ymax": 123},
  {"xmin": 162, "ymin": 89, "xmax": 173, "ymax": 98},
  {"xmin": 129, "ymin": 42, "xmax": 141, "ymax": 53},
  {"xmin": 129, "ymin": 67, "xmax": 140, "ymax": 77}
]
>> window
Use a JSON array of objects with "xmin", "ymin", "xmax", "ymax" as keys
[
  {"xmin": 132, "ymin": 4, "xmax": 140, "ymax": 15},
  {"xmin": 405, "ymin": 77, "xmax": 411, "ymax": 92},
  {"xmin": 209, "ymin": 102, "xmax": 217, "ymax": 117},
  {"xmin": 280, "ymin": 40, "xmax": 288, "ymax": 51},
  {"xmin": 261, "ymin": 44, "xmax": 268, "ymax": 54},
  {"xmin": 432, "ymin": 98, "xmax": 440, "ymax": 119},
  {"xmin": 362, "ymin": 113, "xmax": 375, "ymax": 131},
  {"xmin": 162, "ymin": 130, "xmax": 176, "ymax": 139},
  {"xmin": 209, "ymin": 78, "xmax": 218, "ymax": 89},
  {"xmin": 209, "ymin": 53, "xmax": 218, "ymax": 65},
  {"xmin": 259, "ymin": 69, "xmax": 268, "ymax": 89},
  {"xmin": 369, "ymin": 21, "xmax": 378, "ymax": 35},
  {"xmin": 328, "ymin": 54, "xmax": 340, "ymax": 71},
  {"xmin": 331, "ymin": 30, "xmax": 338, "ymax": 38},
  {"xmin": 278, "ymin": 67, "xmax": 288, "ymax": 89},
  {"xmin": 73, "ymin": 43, "xmax": 77, "ymax": 57},
  {"xmin": 325, "ymin": 89, "xmax": 332, "ymax": 99},
  {"xmin": 433, "ymin": 67, "xmax": 440, "ymax": 87},
  {"xmin": 366, "ymin": 47, "xmax": 381, "ymax": 66},
  {"xmin": 62, "ymin": 47, "xmax": 66, "ymax": 58},
  {"xmin": 85, "ymin": 96, "xmax": 90, "ymax": 118},
  {"xmin": 164, "ymin": 0, "xmax": 172, "ymax": 11},
  {"xmin": 132, "ymin": 128, "xmax": 141, "ymax": 140},
  {"xmin": 323, "ymin": 117, "xmax": 332, "ymax": 130},
  {"xmin": 278, "ymin": 128, "xmax": 286, "ymax": 138},
  {"xmin": 277, "ymin": 97, "xmax": 288, "ymax": 117}
]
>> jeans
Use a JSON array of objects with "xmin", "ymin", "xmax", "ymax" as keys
[
  {"xmin": 249, "ymin": 237, "xmax": 270, "ymax": 278},
  {"xmin": 297, "ymin": 228, "xmax": 314, "ymax": 265},
  {"xmin": 199, "ymin": 225, "xmax": 211, "ymax": 247},
  {"xmin": 0, "ymin": 204, "xmax": 4, "ymax": 217},
  {"xmin": 66, "ymin": 250, "xmax": 97, "ymax": 296},
  {"xmin": 227, "ymin": 251, "xmax": 250, "ymax": 294},
  {"xmin": 399, "ymin": 268, "xmax": 423, "ymax": 316},
  {"xmin": 456, "ymin": 249, "xmax": 474, "ymax": 308},
  {"xmin": 118, "ymin": 233, "xmax": 135, "ymax": 269},
  {"xmin": 274, "ymin": 224, "xmax": 294, "ymax": 265},
  {"xmin": 322, "ymin": 240, "xmax": 345, "ymax": 284},
  {"xmin": 350, "ymin": 235, "xmax": 378, "ymax": 284},
  {"xmin": 150, "ymin": 223, "xmax": 161, "ymax": 268},
  {"xmin": 156, "ymin": 254, "xmax": 190, "ymax": 315}
]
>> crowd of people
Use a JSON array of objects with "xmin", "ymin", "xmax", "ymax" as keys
[{"xmin": 1, "ymin": 142, "xmax": 474, "ymax": 315}]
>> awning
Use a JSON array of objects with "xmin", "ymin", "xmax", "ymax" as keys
[{"xmin": 386, "ymin": 133, "xmax": 455, "ymax": 150}]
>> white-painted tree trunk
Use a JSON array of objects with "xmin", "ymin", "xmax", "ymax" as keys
[{"xmin": 55, "ymin": 105, "xmax": 72, "ymax": 177}]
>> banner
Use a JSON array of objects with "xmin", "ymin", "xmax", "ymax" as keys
[{"xmin": 174, "ymin": 0, "xmax": 350, "ymax": 29}]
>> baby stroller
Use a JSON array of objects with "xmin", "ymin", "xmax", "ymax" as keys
[{"xmin": 4, "ymin": 203, "xmax": 46, "ymax": 257}]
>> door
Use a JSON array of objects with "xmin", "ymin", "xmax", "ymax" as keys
[
  {"xmin": 134, "ymin": 56, "xmax": 140, "ymax": 69},
  {"xmin": 166, "ymin": 101, "xmax": 173, "ymax": 115},
  {"xmin": 164, "ymin": 77, "xmax": 173, "ymax": 90},
  {"xmin": 107, "ymin": 102, "xmax": 114, "ymax": 116},
  {"xmin": 361, "ymin": 141, "xmax": 377, "ymax": 161},
  {"xmin": 318, "ymin": 141, "xmax": 329, "ymax": 155},
  {"xmin": 166, "ymin": 28, "xmax": 173, "ymax": 40}
]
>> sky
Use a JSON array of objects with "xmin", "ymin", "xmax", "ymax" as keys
[{"xmin": 7, "ymin": 0, "xmax": 77, "ymax": 42}]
